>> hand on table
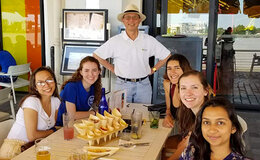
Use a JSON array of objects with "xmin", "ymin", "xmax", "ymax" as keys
[{"xmin": 162, "ymin": 115, "xmax": 174, "ymax": 128}]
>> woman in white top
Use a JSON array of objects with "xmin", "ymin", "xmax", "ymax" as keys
[{"xmin": 0, "ymin": 66, "xmax": 60, "ymax": 159}]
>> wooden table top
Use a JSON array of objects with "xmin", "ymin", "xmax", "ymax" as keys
[{"xmin": 12, "ymin": 103, "xmax": 172, "ymax": 160}]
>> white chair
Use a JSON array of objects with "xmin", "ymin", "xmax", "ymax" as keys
[
  {"xmin": 237, "ymin": 115, "xmax": 248, "ymax": 134},
  {"xmin": 0, "ymin": 63, "xmax": 31, "ymax": 104},
  {"xmin": 0, "ymin": 88, "xmax": 16, "ymax": 120},
  {"xmin": 0, "ymin": 119, "xmax": 14, "ymax": 146}
]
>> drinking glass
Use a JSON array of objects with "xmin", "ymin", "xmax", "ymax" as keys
[
  {"xmin": 119, "ymin": 129, "xmax": 131, "ymax": 141},
  {"xmin": 70, "ymin": 148, "xmax": 87, "ymax": 160},
  {"xmin": 149, "ymin": 111, "xmax": 160, "ymax": 129},
  {"xmin": 131, "ymin": 111, "xmax": 142, "ymax": 139},
  {"xmin": 63, "ymin": 113, "xmax": 74, "ymax": 140},
  {"xmin": 35, "ymin": 138, "xmax": 51, "ymax": 160}
]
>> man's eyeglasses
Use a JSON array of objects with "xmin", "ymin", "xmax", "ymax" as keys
[
  {"xmin": 36, "ymin": 79, "xmax": 54, "ymax": 87},
  {"xmin": 123, "ymin": 15, "xmax": 140, "ymax": 20}
]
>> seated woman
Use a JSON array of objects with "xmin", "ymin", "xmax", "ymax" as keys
[
  {"xmin": 180, "ymin": 97, "xmax": 251, "ymax": 160},
  {"xmin": 161, "ymin": 54, "xmax": 192, "ymax": 159},
  {"xmin": 0, "ymin": 50, "xmax": 17, "ymax": 83},
  {"xmin": 162, "ymin": 54, "xmax": 192, "ymax": 128},
  {"xmin": 168, "ymin": 70, "xmax": 247, "ymax": 160},
  {"xmin": 56, "ymin": 56, "xmax": 102, "ymax": 126},
  {"xmin": 168, "ymin": 70, "xmax": 213, "ymax": 160},
  {"xmin": 0, "ymin": 66, "xmax": 60, "ymax": 159}
]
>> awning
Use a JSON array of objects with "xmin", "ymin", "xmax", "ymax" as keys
[
  {"xmin": 218, "ymin": 0, "xmax": 240, "ymax": 14},
  {"xmin": 167, "ymin": 0, "xmax": 210, "ymax": 13},
  {"xmin": 167, "ymin": 0, "xmax": 240, "ymax": 14},
  {"xmin": 167, "ymin": 0, "xmax": 260, "ymax": 18},
  {"xmin": 244, "ymin": 0, "xmax": 260, "ymax": 18}
]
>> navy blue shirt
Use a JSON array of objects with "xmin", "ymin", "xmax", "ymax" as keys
[{"xmin": 56, "ymin": 81, "xmax": 95, "ymax": 126}]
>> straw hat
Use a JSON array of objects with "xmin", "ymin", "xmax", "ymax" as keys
[{"xmin": 117, "ymin": 4, "xmax": 146, "ymax": 22}]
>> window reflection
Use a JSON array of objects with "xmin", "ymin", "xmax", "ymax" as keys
[{"xmin": 164, "ymin": 0, "xmax": 260, "ymax": 106}]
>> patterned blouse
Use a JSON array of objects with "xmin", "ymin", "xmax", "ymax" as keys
[{"xmin": 179, "ymin": 143, "xmax": 252, "ymax": 160}]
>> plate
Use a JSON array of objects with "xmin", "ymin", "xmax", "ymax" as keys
[{"xmin": 83, "ymin": 146, "xmax": 119, "ymax": 156}]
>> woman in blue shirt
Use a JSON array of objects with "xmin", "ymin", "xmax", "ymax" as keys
[{"xmin": 56, "ymin": 56, "xmax": 102, "ymax": 126}]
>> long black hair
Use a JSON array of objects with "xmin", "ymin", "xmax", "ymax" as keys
[
  {"xmin": 163, "ymin": 54, "xmax": 192, "ymax": 80},
  {"xmin": 19, "ymin": 66, "xmax": 59, "ymax": 106},
  {"xmin": 192, "ymin": 97, "xmax": 245, "ymax": 160}
]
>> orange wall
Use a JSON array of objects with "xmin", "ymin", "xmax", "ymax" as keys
[
  {"xmin": 1, "ymin": 0, "xmax": 42, "ymax": 72},
  {"xmin": 1, "ymin": 0, "xmax": 42, "ymax": 91}
]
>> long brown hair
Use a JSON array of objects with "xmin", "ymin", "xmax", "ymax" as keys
[
  {"xmin": 61, "ymin": 56, "xmax": 102, "ymax": 106},
  {"xmin": 163, "ymin": 54, "xmax": 192, "ymax": 80},
  {"xmin": 19, "ymin": 66, "xmax": 59, "ymax": 107},
  {"xmin": 193, "ymin": 97, "xmax": 245, "ymax": 159},
  {"xmin": 177, "ymin": 70, "xmax": 213, "ymax": 136}
]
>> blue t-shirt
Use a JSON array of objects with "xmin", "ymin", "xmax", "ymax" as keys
[{"xmin": 56, "ymin": 81, "xmax": 95, "ymax": 126}]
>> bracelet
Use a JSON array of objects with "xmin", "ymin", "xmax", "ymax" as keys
[
  {"xmin": 50, "ymin": 126, "xmax": 57, "ymax": 132},
  {"xmin": 152, "ymin": 67, "xmax": 157, "ymax": 72}
]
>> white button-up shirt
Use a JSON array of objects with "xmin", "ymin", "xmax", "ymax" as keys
[{"xmin": 95, "ymin": 31, "xmax": 170, "ymax": 78}]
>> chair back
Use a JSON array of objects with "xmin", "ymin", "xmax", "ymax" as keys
[
  {"xmin": 7, "ymin": 63, "xmax": 31, "ymax": 76},
  {"xmin": 237, "ymin": 115, "xmax": 247, "ymax": 134},
  {"xmin": 0, "ymin": 119, "xmax": 14, "ymax": 146}
]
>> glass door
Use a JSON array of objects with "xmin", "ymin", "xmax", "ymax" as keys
[{"xmin": 161, "ymin": 0, "xmax": 260, "ymax": 107}]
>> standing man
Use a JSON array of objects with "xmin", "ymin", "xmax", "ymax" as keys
[{"xmin": 94, "ymin": 4, "xmax": 171, "ymax": 104}]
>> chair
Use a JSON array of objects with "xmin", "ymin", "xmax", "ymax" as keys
[
  {"xmin": 0, "ymin": 119, "xmax": 14, "ymax": 146},
  {"xmin": 250, "ymin": 53, "xmax": 260, "ymax": 74},
  {"xmin": 0, "ymin": 63, "xmax": 31, "ymax": 104},
  {"xmin": 0, "ymin": 88, "xmax": 16, "ymax": 120}
]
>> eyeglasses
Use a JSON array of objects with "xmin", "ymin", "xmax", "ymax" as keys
[
  {"xmin": 123, "ymin": 15, "xmax": 140, "ymax": 20},
  {"xmin": 36, "ymin": 79, "xmax": 54, "ymax": 87}
]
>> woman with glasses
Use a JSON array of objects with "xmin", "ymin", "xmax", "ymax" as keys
[
  {"xmin": 0, "ymin": 66, "xmax": 60, "ymax": 159},
  {"xmin": 55, "ymin": 56, "xmax": 102, "ymax": 126}
]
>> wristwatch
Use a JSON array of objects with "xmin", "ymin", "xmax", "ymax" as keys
[{"xmin": 152, "ymin": 67, "xmax": 157, "ymax": 72}]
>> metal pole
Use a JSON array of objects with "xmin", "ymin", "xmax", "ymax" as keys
[
  {"xmin": 40, "ymin": 0, "xmax": 46, "ymax": 66},
  {"xmin": 0, "ymin": 2, "xmax": 3, "ymax": 50},
  {"xmin": 206, "ymin": 0, "xmax": 218, "ymax": 87},
  {"xmin": 161, "ymin": 0, "xmax": 168, "ymax": 35}
]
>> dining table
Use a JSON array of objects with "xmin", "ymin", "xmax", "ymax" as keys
[{"xmin": 12, "ymin": 103, "xmax": 172, "ymax": 160}]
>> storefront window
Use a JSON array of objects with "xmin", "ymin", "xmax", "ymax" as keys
[
  {"xmin": 162, "ymin": 0, "xmax": 260, "ymax": 106},
  {"xmin": 217, "ymin": 0, "xmax": 260, "ymax": 106}
]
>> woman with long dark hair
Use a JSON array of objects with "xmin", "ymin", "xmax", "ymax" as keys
[
  {"xmin": 56, "ymin": 56, "xmax": 102, "ymax": 126},
  {"xmin": 180, "ymin": 97, "xmax": 251, "ymax": 160},
  {"xmin": 0, "ymin": 66, "xmax": 60, "ymax": 159},
  {"xmin": 168, "ymin": 70, "xmax": 213, "ymax": 160},
  {"xmin": 162, "ymin": 54, "xmax": 192, "ymax": 128}
]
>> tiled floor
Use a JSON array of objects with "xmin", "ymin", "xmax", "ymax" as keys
[
  {"xmin": 0, "ymin": 92, "xmax": 259, "ymax": 159},
  {"xmin": 218, "ymin": 71, "xmax": 260, "ymax": 112}
]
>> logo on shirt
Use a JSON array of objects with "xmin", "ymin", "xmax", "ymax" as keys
[
  {"xmin": 141, "ymin": 48, "xmax": 147, "ymax": 52},
  {"xmin": 88, "ymin": 95, "xmax": 94, "ymax": 106}
]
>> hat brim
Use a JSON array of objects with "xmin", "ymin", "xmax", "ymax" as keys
[{"xmin": 117, "ymin": 12, "xmax": 146, "ymax": 22}]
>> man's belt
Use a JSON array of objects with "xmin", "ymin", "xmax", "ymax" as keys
[{"xmin": 118, "ymin": 76, "xmax": 148, "ymax": 82}]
